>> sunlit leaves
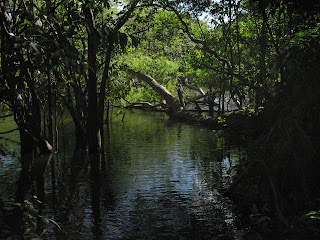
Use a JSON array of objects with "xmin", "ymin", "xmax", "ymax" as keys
[{"xmin": 306, "ymin": 210, "xmax": 320, "ymax": 220}]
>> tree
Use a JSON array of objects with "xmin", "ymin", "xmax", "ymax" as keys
[
  {"xmin": 83, "ymin": 0, "xmax": 101, "ymax": 152},
  {"xmin": 0, "ymin": 0, "xmax": 53, "ymax": 156}
]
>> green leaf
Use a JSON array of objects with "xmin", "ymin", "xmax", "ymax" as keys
[
  {"xmin": 217, "ymin": 116, "xmax": 226, "ymax": 123},
  {"xmin": 20, "ymin": 18, "xmax": 29, "ymax": 26},
  {"xmin": 48, "ymin": 219, "xmax": 61, "ymax": 229},
  {"xmin": 39, "ymin": 229, "xmax": 47, "ymax": 237},
  {"xmin": 25, "ymin": 213, "xmax": 34, "ymax": 219},
  {"xmin": 42, "ymin": 217, "xmax": 50, "ymax": 224},
  {"xmin": 24, "ymin": 81, "xmax": 29, "ymax": 89}
]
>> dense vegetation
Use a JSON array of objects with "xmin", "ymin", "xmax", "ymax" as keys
[{"xmin": 1, "ymin": 0, "xmax": 319, "ymax": 238}]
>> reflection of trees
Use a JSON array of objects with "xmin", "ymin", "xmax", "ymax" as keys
[
  {"xmin": 187, "ymin": 130, "xmax": 238, "ymax": 239},
  {"xmin": 188, "ymin": 130, "xmax": 242, "ymax": 191},
  {"xmin": 10, "ymin": 154, "xmax": 53, "ymax": 237},
  {"xmin": 50, "ymin": 149, "xmax": 91, "ymax": 238},
  {"xmin": 108, "ymin": 112, "xmax": 180, "ymax": 164},
  {"xmin": 188, "ymin": 131, "xmax": 222, "ymax": 192},
  {"xmin": 3, "ymin": 109, "xmax": 242, "ymax": 238},
  {"xmin": 89, "ymin": 153, "xmax": 102, "ymax": 239},
  {"xmin": 16, "ymin": 154, "xmax": 53, "ymax": 202},
  {"xmin": 39, "ymin": 148, "xmax": 116, "ymax": 239}
]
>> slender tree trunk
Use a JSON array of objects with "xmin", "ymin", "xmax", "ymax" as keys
[
  {"xmin": 105, "ymin": 100, "xmax": 110, "ymax": 123},
  {"xmin": 54, "ymin": 91, "xmax": 58, "ymax": 152},
  {"xmin": 43, "ymin": 109, "xmax": 47, "ymax": 137},
  {"xmin": 17, "ymin": 66, "xmax": 52, "ymax": 156},
  {"xmin": 177, "ymin": 82, "xmax": 185, "ymax": 109},
  {"xmin": 221, "ymin": 63, "xmax": 226, "ymax": 113},
  {"xmin": 256, "ymin": 0, "xmax": 267, "ymax": 109},
  {"xmin": 19, "ymin": 125, "xmax": 37, "ymax": 157},
  {"xmin": 62, "ymin": 86, "xmax": 87, "ymax": 149},
  {"xmin": 98, "ymin": 44, "xmax": 113, "ymax": 152},
  {"xmin": 47, "ymin": 69, "xmax": 53, "ymax": 146},
  {"xmin": 208, "ymin": 88, "xmax": 214, "ymax": 117},
  {"xmin": 16, "ymin": 107, "xmax": 52, "ymax": 157},
  {"xmin": 84, "ymin": 1, "xmax": 101, "ymax": 152},
  {"xmin": 235, "ymin": 1, "xmax": 244, "ymax": 107}
]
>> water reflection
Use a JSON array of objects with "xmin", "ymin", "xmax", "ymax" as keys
[
  {"xmin": 90, "ymin": 153, "xmax": 103, "ymax": 239},
  {"xmin": 0, "ymin": 109, "xmax": 242, "ymax": 239}
]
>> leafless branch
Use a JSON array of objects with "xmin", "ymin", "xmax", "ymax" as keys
[
  {"xmin": 0, "ymin": 128, "xmax": 19, "ymax": 134},
  {"xmin": 0, "ymin": 113, "xmax": 14, "ymax": 118}
]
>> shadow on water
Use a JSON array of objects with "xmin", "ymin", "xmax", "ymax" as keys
[
  {"xmin": 0, "ymin": 153, "xmax": 53, "ymax": 238},
  {"xmin": 0, "ymin": 109, "xmax": 243, "ymax": 239}
]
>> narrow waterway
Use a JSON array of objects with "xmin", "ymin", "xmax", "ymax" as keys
[{"xmin": 0, "ymin": 109, "xmax": 243, "ymax": 239}]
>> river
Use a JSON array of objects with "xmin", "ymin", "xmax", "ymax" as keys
[{"xmin": 0, "ymin": 109, "xmax": 244, "ymax": 239}]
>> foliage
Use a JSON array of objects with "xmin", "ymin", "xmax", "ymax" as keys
[
  {"xmin": 13, "ymin": 196, "xmax": 60, "ymax": 239},
  {"xmin": 306, "ymin": 210, "xmax": 320, "ymax": 220}
]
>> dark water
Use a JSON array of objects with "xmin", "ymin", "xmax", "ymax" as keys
[{"xmin": 0, "ymin": 109, "xmax": 243, "ymax": 239}]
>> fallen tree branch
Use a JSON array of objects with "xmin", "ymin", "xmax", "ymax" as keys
[{"xmin": 127, "ymin": 68, "xmax": 181, "ymax": 111}]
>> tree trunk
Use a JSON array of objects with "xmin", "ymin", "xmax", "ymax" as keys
[
  {"xmin": 17, "ymin": 67, "xmax": 52, "ymax": 156},
  {"xmin": 256, "ymin": 0, "xmax": 267, "ymax": 109},
  {"xmin": 98, "ymin": 43, "xmax": 113, "ymax": 152},
  {"xmin": 84, "ymin": 1, "xmax": 101, "ymax": 152},
  {"xmin": 208, "ymin": 89, "xmax": 214, "ymax": 117},
  {"xmin": 47, "ymin": 69, "xmax": 54, "ymax": 145},
  {"xmin": 177, "ymin": 83, "xmax": 186, "ymax": 109},
  {"xmin": 16, "ymin": 110, "xmax": 53, "ymax": 157},
  {"xmin": 61, "ymin": 86, "xmax": 87, "ymax": 149},
  {"xmin": 128, "ymin": 69, "xmax": 181, "ymax": 113}
]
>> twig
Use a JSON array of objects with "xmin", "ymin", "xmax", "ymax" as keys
[
  {"xmin": 0, "ymin": 113, "xmax": 14, "ymax": 118},
  {"xmin": 0, "ymin": 128, "xmax": 19, "ymax": 134}
]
